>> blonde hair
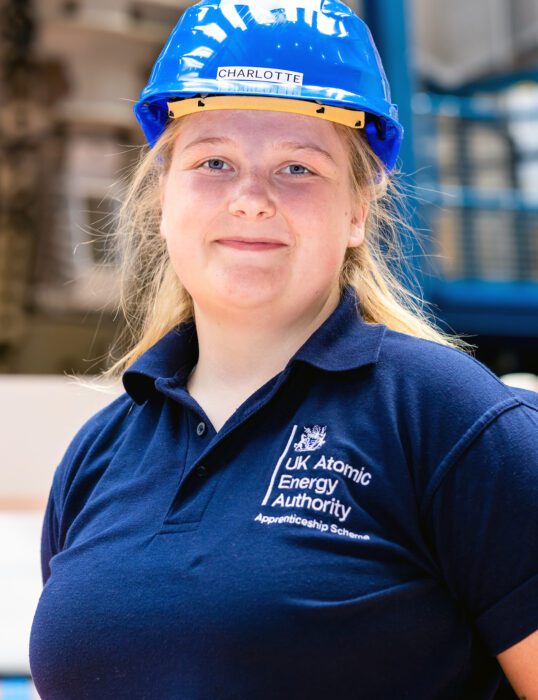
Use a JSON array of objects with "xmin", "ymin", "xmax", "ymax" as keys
[{"xmin": 105, "ymin": 117, "xmax": 467, "ymax": 378}]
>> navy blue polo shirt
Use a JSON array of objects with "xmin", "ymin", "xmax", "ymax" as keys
[{"xmin": 30, "ymin": 289, "xmax": 538, "ymax": 699}]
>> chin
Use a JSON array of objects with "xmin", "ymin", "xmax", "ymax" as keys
[
  {"xmin": 227, "ymin": 265, "xmax": 286, "ymax": 296},
  {"xmin": 204, "ymin": 271, "xmax": 288, "ymax": 313},
  {"xmin": 220, "ymin": 284, "xmax": 282, "ymax": 311}
]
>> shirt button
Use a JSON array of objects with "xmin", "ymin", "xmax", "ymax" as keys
[
  {"xmin": 196, "ymin": 421, "xmax": 206, "ymax": 437},
  {"xmin": 196, "ymin": 464, "xmax": 208, "ymax": 478}
]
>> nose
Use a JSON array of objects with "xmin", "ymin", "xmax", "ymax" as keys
[{"xmin": 228, "ymin": 171, "xmax": 276, "ymax": 220}]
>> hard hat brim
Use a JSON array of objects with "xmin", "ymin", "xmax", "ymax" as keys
[{"xmin": 166, "ymin": 95, "xmax": 366, "ymax": 129}]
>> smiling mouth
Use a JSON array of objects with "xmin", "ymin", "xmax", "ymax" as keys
[{"xmin": 216, "ymin": 239, "xmax": 287, "ymax": 251}]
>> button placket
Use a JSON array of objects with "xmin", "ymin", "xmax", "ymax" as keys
[
  {"xmin": 160, "ymin": 372, "xmax": 289, "ymax": 534},
  {"xmin": 159, "ymin": 410, "xmax": 220, "ymax": 532}
]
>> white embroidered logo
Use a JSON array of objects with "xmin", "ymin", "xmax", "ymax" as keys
[
  {"xmin": 294, "ymin": 425, "xmax": 327, "ymax": 453},
  {"xmin": 257, "ymin": 423, "xmax": 372, "ymax": 540}
]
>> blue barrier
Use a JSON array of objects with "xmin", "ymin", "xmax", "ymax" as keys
[{"xmin": 0, "ymin": 678, "xmax": 36, "ymax": 700}]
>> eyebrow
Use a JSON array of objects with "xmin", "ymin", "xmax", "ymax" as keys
[
  {"xmin": 183, "ymin": 136, "xmax": 232, "ymax": 151},
  {"xmin": 275, "ymin": 141, "xmax": 336, "ymax": 164},
  {"xmin": 182, "ymin": 136, "xmax": 336, "ymax": 164}
]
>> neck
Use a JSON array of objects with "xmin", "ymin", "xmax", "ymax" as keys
[{"xmin": 186, "ymin": 289, "xmax": 340, "ymax": 429}]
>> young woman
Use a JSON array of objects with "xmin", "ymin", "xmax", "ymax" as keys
[{"xmin": 30, "ymin": 1, "xmax": 538, "ymax": 698}]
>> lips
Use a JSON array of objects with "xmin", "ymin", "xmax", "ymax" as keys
[{"xmin": 216, "ymin": 238, "xmax": 287, "ymax": 251}]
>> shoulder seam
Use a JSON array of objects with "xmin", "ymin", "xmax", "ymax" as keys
[
  {"xmin": 516, "ymin": 398, "xmax": 538, "ymax": 414},
  {"xmin": 420, "ymin": 397, "xmax": 524, "ymax": 518}
]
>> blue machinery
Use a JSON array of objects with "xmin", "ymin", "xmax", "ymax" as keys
[
  {"xmin": 0, "ymin": 677, "xmax": 35, "ymax": 699},
  {"xmin": 363, "ymin": 0, "xmax": 538, "ymax": 345}
]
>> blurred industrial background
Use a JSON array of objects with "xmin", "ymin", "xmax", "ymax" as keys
[
  {"xmin": 0, "ymin": 0, "xmax": 537, "ymax": 378},
  {"xmin": 0, "ymin": 0, "xmax": 537, "ymax": 694}
]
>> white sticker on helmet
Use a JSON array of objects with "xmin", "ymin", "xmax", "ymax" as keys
[{"xmin": 217, "ymin": 66, "xmax": 304, "ymax": 86}]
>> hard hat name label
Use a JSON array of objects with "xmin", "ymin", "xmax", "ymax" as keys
[{"xmin": 217, "ymin": 66, "xmax": 304, "ymax": 85}]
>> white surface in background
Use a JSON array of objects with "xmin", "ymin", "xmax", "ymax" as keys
[
  {"xmin": 0, "ymin": 376, "xmax": 122, "ymax": 673},
  {"xmin": 502, "ymin": 373, "xmax": 538, "ymax": 392},
  {"xmin": 0, "ymin": 375, "xmax": 122, "ymax": 503},
  {"xmin": 0, "ymin": 512, "xmax": 43, "ymax": 674}
]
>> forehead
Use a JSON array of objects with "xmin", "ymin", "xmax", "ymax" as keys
[{"xmin": 172, "ymin": 109, "xmax": 349, "ymax": 158}]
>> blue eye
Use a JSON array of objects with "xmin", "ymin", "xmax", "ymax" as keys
[
  {"xmin": 208, "ymin": 159, "xmax": 225, "ymax": 169},
  {"xmin": 201, "ymin": 159, "xmax": 229, "ymax": 171},
  {"xmin": 285, "ymin": 164, "xmax": 311, "ymax": 175}
]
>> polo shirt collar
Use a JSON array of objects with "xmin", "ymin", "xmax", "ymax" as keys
[
  {"xmin": 293, "ymin": 286, "xmax": 386, "ymax": 372},
  {"xmin": 123, "ymin": 287, "xmax": 386, "ymax": 404},
  {"xmin": 123, "ymin": 322, "xmax": 198, "ymax": 405}
]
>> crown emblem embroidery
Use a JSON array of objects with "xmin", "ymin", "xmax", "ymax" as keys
[{"xmin": 294, "ymin": 425, "xmax": 327, "ymax": 453}]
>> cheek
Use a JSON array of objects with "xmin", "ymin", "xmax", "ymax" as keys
[
  {"xmin": 161, "ymin": 190, "xmax": 191, "ymax": 233},
  {"xmin": 161, "ymin": 182, "xmax": 204, "ymax": 247},
  {"xmin": 294, "ymin": 195, "xmax": 352, "ymax": 254},
  {"xmin": 160, "ymin": 204, "xmax": 197, "ymax": 277}
]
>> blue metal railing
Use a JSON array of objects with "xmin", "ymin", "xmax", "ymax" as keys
[
  {"xmin": 413, "ymin": 90, "xmax": 538, "ymax": 336},
  {"xmin": 358, "ymin": 1, "xmax": 538, "ymax": 337}
]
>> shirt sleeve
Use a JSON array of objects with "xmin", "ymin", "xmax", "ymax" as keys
[
  {"xmin": 426, "ymin": 401, "xmax": 538, "ymax": 656},
  {"xmin": 40, "ymin": 486, "xmax": 60, "ymax": 585},
  {"xmin": 37, "ymin": 392, "xmax": 135, "ymax": 586}
]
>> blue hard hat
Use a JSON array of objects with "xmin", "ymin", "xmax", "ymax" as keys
[{"xmin": 134, "ymin": 0, "xmax": 403, "ymax": 172}]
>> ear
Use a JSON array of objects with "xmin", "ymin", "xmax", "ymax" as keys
[{"xmin": 347, "ymin": 201, "xmax": 369, "ymax": 248}]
